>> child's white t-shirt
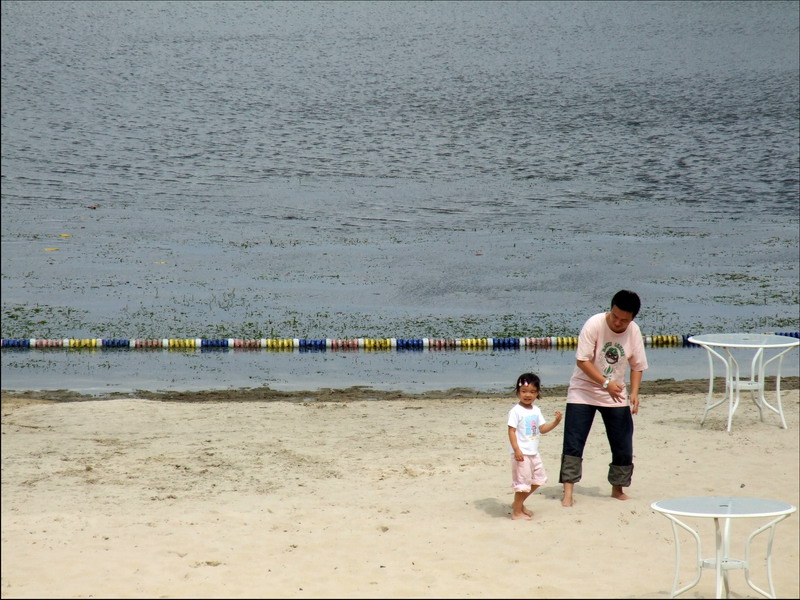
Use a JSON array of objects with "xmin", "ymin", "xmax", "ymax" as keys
[{"xmin": 507, "ymin": 403, "xmax": 546, "ymax": 455}]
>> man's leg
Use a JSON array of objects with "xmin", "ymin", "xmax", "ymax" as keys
[
  {"xmin": 560, "ymin": 403, "xmax": 596, "ymax": 507},
  {"xmin": 600, "ymin": 405, "xmax": 634, "ymax": 499}
]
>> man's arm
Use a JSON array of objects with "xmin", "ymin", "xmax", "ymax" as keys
[
  {"xmin": 576, "ymin": 359, "xmax": 623, "ymax": 402},
  {"xmin": 629, "ymin": 369, "xmax": 643, "ymax": 414}
]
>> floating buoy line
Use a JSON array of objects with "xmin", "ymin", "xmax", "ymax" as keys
[{"xmin": 2, "ymin": 332, "xmax": 798, "ymax": 352}]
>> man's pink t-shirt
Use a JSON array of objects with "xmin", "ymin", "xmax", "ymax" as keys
[{"xmin": 566, "ymin": 312, "xmax": 648, "ymax": 407}]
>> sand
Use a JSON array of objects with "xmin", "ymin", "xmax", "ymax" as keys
[{"xmin": 2, "ymin": 389, "xmax": 798, "ymax": 599}]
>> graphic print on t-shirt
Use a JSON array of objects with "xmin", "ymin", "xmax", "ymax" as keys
[
  {"xmin": 522, "ymin": 414, "xmax": 539, "ymax": 439},
  {"xmin": 602, "ymin": 341, "xmax": 625, "ymax": 378}
]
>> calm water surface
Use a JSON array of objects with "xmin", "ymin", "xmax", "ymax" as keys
[{"xmin": 2, "ymin": 1, "xmax": 798, "ymax": 393}]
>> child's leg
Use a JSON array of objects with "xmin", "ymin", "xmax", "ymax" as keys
[
  {"xmin": 512, "ymin": 490, "xmax": 533, "ymax": 520},
  {"xmin": 512, "ymin": 456, "xmax": 545, "ymax": 519},
  {"xmin": 523, "ymin": 455, "xmax": 548, "ymax": 515},
  {"xmin": 511, "ymin": 456, "xmax": 534, "ymax": 519},
  {"xmin": 521, "ymin": 485, "xmax": 540, "ymax": 516}
]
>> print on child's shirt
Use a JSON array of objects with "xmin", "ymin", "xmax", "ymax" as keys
[{"xmin": 522, "ymin": 415, "xmax": 540, "ymax": 440}]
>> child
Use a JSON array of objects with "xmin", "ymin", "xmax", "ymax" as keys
[{"xmin": 507, "ymin": 372, "xmax": 562, "ymax": 520}]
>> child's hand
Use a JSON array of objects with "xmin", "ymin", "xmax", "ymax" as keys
[{"xmin": 554, "ymin": 410, "xmax": 563, "ymax": 424}]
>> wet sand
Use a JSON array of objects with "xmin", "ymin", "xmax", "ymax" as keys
[{"xmin": 2, "ymin": 375, "xmax": 797, "ymax": 403}]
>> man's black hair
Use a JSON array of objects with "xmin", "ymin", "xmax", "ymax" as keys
[{"xmin": 611, "ymin": 290, "xmax": 641, "ymax": 318}]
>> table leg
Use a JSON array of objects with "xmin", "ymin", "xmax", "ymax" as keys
[
  {"xmin": 713, "ymin": 517, "xmax": 732, "ymax": 599},
  {"xmin": 756, "ymin": 348, "xmax": 796, "ymax": 429},
  {"xmin": 750, "ymin": 348, "xmax": 766, "ymax": 423},
  {"xmin": 700, "ymin": 349, "xmax": 715, "ymax": 426},
  {"xmin": 743, "ymin": 513, "xmax": 792, "ymax": 598},
  {"xmin": 722, "ymin": 350, "xmax": 741, "ymax": 433},
  {"xmin": 724, "ymin": 518, "xmax": 733, "ymax": 598},
  {"xmin": 700, "ymin": 346, "xmax": 731, "ymax": 428},
  {"xmin": 660, "ymin": 514, "xmax": 704, "ymax": 598}
]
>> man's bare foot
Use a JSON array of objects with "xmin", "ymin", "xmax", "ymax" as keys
[
  {"xmin": 511, "ymin": 512, "xmax": 532, "ymax": 520},
  {"xmin": 522, "ymin": 507, "xmax": 533, "ymax": 517},
  {"xmin": 562, "ymin": 483, "xmax": 575, "ymax": 507},
  {"xmin": 611, "ymin": 486, "xmax": 629, "ymax": 501}
]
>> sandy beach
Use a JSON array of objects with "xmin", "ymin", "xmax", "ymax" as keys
[{"xmin": 2, "ymin": 386, "xmax": 798, "ymax": 599}]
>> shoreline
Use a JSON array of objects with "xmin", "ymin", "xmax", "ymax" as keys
[{"xmin": 3, "ymin": 376, "xmax": 798, "ymax": 404}]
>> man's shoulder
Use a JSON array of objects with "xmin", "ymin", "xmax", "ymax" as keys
[{"xmin": 580, "ymin": 312, "xmax": 606, "ymax": 332}]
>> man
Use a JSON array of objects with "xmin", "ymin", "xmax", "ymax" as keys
[{"xmin": 560, "ymin": 290, "xmax": 648, "ymax": 507}]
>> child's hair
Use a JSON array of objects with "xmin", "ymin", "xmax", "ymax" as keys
[{"xmin": 515, "ymin": 372, "xmax": 541, "ymax": 394}]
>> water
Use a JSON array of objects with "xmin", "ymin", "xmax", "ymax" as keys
[{"xmin": 2, "ymin": 1, "xmax": 798, "ymax": 394}]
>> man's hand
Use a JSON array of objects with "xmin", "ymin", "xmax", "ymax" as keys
[{"xmin": 607, "ymin": 381, "xmax": 624, "ymax": 402}]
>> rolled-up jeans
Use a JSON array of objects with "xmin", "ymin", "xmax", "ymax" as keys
[{"xmin": 560, "ymin": 403, "xmax": 634, "ymax": 485}]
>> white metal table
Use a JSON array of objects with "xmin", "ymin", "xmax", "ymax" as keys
[
  {"xmin": 687, "ymin": 334, "xmax": 799, "ymax": 432},
  {"xmin": 651, "ymin": 497, "xmax": 796, "ymax": 599}
]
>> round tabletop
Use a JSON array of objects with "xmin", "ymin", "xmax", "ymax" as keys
[
  {"xmin": 651, "ymin": 496, "xmax": 797, "ymax": 519},
  {"xmin": 688, "ymin": 333, "xmax": 800, "ymax": 349}
]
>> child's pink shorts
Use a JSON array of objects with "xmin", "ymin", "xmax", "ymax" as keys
[{"xmin": 511, "ymin": 454, "xmax": 548, "ymax": 492}]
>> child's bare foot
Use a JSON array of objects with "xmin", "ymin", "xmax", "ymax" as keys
[
  {"xmin": 511, "ymin": 511, "xmax": 532, "ymax": 520},
  {"xmin": 522, "ymin": 507, "xmax": 533, "ymax": 517},
  {"xmin": 611, "ymin": 486, "xmax": 629, "ymax": 501}
]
